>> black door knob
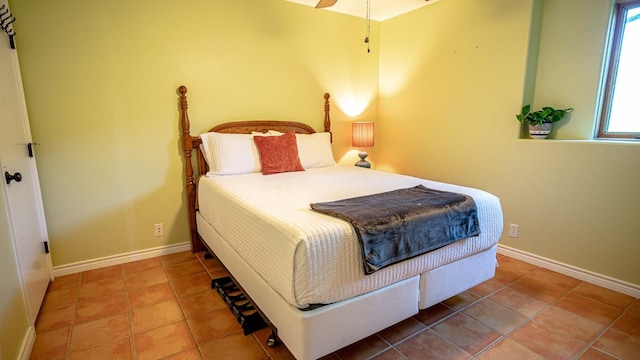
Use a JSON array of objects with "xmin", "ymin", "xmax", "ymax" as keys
[{"xmin": 5, "ymin": 171, "xmax": 22, "ymax": 185}]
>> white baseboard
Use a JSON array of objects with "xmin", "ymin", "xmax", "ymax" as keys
[
  {"xmin": 17, "ymin": 325, "xmax": 35, "ymax": 360},
  {"xmin": 53, "ymin": 242, "xmax": 192, "ymax": 277},
  {"xmin": 498, "ymin": 244, "xmax": 640, "ymax": 299}
]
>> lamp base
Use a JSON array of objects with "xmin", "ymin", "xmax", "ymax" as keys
[{"xmin": 355, "ymin": 151, "xmax": 370, "ymax": 168}]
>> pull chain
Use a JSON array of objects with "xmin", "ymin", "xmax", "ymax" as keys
[{"xmin": 364, "ymin": 0, "xmax": 371, "ymax": 53}]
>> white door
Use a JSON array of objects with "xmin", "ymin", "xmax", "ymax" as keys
[{"xmin": 0, "ymin": 1, "xmax": 53, "ymax": 324}]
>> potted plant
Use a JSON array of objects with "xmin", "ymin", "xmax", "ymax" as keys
[{"xmin": 516, "ymin": 104, "xmax": 573, "ymax": 139}]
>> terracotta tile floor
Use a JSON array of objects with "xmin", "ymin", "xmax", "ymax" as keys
[{"xmin": 30, "ymin": 252, "xmax": 640, "ymax": 359}]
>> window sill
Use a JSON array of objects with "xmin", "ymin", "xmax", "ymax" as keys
[{"xmin": 516, "ymin": 138, "xmax": 639, "ymax": 145}]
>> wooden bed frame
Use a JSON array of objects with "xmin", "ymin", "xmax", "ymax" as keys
[{"xmin": 179, "ymin": 85, "xmax": 332, "ymax": 253}]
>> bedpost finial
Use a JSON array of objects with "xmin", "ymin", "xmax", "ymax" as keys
[
  {"xmin": 323, "ymin": 92, "xmax": 331, "ymax": 136},
  {"xmin": 179, "ymin": 85, "xmax": 190, "ymax": 137}
]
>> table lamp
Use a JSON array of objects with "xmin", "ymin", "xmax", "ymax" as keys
[{"xmin": 352, "ymin": 122, "xmax": 374, "ymax": 168}]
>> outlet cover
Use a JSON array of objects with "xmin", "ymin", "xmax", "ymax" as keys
[
  {"xmin": 509, "ymin": 224, "xmax": 519, "ymax": 238},
  {"xmin": 154, "ymin": 223, "xmax": 164, "ymax": 237}
]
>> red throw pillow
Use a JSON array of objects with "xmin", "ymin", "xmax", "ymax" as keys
[{"xmin": 253, "ymin": 131, "xmax": 305, "ymax": 175}]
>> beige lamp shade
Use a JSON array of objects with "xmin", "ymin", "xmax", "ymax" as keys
[
  {"xmin": 352, "ymin": 122, "xmax": 374, "ymax": 148},
  {"xmin": 352, "ymin": 122, "xmax": 374, "ymax": 168}
]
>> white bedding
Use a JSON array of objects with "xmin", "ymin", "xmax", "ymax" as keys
[{"xmin": 197, "ymin": 166, "xmax": 502, "ymax": 308}]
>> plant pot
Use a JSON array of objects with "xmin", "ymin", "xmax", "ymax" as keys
[{"xmin": 528, "ymin": 123, "xmax": 552, "ymax": 139}]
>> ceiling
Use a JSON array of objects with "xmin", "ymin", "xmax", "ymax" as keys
[{"xmin": 286, "ymin": 0, "xmax": 442, "ymax": 21}]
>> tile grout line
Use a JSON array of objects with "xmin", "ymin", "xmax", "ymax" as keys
[
  {"xmin": 450, "ymin": 269, "xmax": 537, "ymax": 358},
  {"xmin": 441, "ymin": 265, "xmax": 577, "ymax": 358},
  {"xmin": 124, "ymin": 266, "xmax": 138, "ymax": 360},
  {"xmin": 572, "ymin": 298, "xmax": 636, "ymax": 360},
  {"xmin": 158, "ymin": 255, "xmax": 198, "ymax": 359},
  {"xmin": 456, "ymin": 277, "xmax": 530, "ymax": 359},
  {"xmin": 543, "ymin": 279, "xmax": 619, "ymax": 360},
  {"xmin": 64, "ymin": 276, "xmax": 81, "ymax": 358},
  {"xmin": 498, "ymin": 277, "xmax": 630, "ymax": 359},
  {"xmin": 379, "ymin": 275, "xmax": 520, "ymax": 360},
  {"xmin": 189, "ymin": 253, "xmax": 211, "ymax": 359},
  {"xmin": 68, "ymin": 265, "xmax": 131, "ymax": 358},
  {"xmin": 36, "ymin": 253, "xmax": 638, "ymax": 359},
  {"xmin": 494, "ymin": 279, "xmax": 580, "ymax": 357},
  {"xmin": 38, "ymin": 256, "xmax": 198, "ymax": 359}
]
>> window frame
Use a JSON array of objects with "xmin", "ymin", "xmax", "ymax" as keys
[{"xmin": 598, "ymin": 0, "xmax": 640, "ymax": 140}]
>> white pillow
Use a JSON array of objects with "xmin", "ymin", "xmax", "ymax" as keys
[
  {"xmin": 295, "ymin": 132, "xmax": 336, "ymax": 169},
  {"xmin": 199, "ymin": 132, "xmax": 262, "ymax": 175},
  {"xmin": 199, "ymin": 131, "xmax": 336, "ymax": 174}
]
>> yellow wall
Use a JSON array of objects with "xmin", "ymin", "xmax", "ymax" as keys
[
  {"xmin": 379, "ymin": 0, "xmax": 640, "ymax": 285},
  {"xmin": 532, "ymin": 0, "xmax": 612, "ymax": 139},
  {"xmin": 10, "ymin": 0, "xmax": 640, "ymax": 287},
  {"xmin": 0, "ymin": 189, "xmax": 30, "ymax": 359},
  {"xmin": 10, "ymin": 0, "xmax": 379, "ymax": 265}
]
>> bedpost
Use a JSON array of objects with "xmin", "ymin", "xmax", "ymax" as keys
[
  {"xmin": 323, "ymin": 93, "xmax": 331, "ymax": 141},
  {"xmin": 179, "ymin": 85, "xmax": 205, "ymax": 253}
]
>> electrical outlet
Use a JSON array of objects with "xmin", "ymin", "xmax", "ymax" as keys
[
  {"xmin": 154, "ymin": 223, "xmax": 164, "ymax": 237},
  {"xmin": 509, "ymin": 223, "xmax": 519, "ymax": 238}
]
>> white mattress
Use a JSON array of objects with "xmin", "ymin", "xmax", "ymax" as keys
[{"xmin": 197, "ymin": 166, "xmax": 502, "ymax": 308}]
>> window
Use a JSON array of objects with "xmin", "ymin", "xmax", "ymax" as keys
[{"xmin": 598, "ymin": 0, "xmax": 640, "ymax": 139}]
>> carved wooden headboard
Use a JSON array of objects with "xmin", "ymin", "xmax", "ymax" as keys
[{"xmin": 178, "ymin": 86, "xmax": 331, "ymax": 251}]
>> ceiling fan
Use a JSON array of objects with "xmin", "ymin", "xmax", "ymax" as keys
[{"xmin": 315, "ymin": 0, "xmax": 338, "ymax": 9}]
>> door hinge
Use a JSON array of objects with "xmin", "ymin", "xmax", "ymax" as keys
[
  {"xmin": 27, "ymin": 142, "xmax": 40, "ymax": 158},
  {"xmin": 43, "ymin": 241, "xmax": 49, "ymax": 254}
]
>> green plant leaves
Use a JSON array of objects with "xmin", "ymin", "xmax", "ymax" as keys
[{"xmin": 515, "ymin": 105, "xmax": 573, "ymax": 125}]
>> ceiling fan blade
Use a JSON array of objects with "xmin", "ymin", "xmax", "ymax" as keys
[{"xmin": 315, "ymin": 0, "xmax": 338, "ymax": 9}]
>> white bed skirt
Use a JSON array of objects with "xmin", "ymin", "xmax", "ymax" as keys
[
  {"xmin": 420, "ymin": 245, "xmax": 497, "ymax": 309},
  {"xmin": 197, "ymin": 213, "xmax": 497, "ymax": 360}
]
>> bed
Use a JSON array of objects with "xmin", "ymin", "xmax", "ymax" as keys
[{"xmin": 178, "ymin": 86, "xmax": 503, "ymax": 360}]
